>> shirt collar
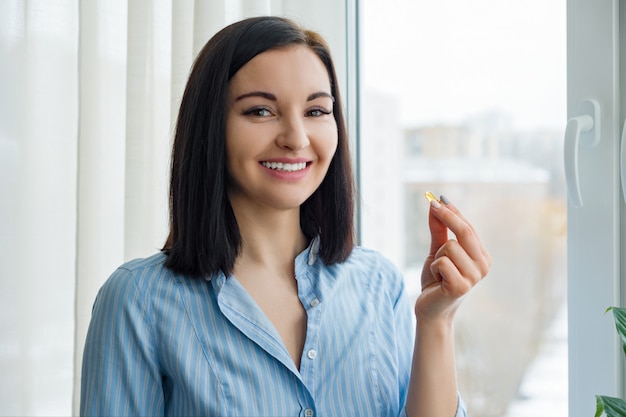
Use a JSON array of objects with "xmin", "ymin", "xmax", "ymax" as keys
[{"xmin": 307, "ymin": 235, "xmax": 320, "ymax": 266}]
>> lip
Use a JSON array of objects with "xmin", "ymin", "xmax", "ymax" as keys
[
  {"xmin": 260, "ymin": 157, "xmax": 311, "ymax": 164},
  {"xmin": 259, "ymin": 157, "xmax": 312, "ymax": 181}
]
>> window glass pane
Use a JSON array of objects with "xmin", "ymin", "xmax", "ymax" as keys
[{"xmin": 360, "ymin": 1, "xmax": 567, "ymax": 416}]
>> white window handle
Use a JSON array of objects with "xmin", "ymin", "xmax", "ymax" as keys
[{"xmin": 564, "ymin": 99, "xmax": 601, "ymax": 207}]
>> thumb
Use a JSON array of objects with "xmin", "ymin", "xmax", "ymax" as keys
[{"xmin": 428, "ymin": 203, "xmax": 448, "ymax": 255}]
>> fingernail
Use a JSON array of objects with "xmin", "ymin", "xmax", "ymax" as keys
[
  {"xmin": 440, "ymin": 195, "xmax": 451, "ymax": 205},
  {"xmin": 430, "ymin": 199, "xmax": 442, "ymax": 209}
]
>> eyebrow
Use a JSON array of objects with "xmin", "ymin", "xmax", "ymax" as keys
[{"xmin": 234, "ymin": 91, "xmax": 335, "ymax": 102}]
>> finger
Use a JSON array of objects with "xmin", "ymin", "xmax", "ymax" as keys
[
  {"xmin": 434, "ymin": 240, "xmax": 487, "ymax": 286},
  {"xmin": 429, "ymin": 256, "xmax": 474, "ymax": 297},
  {"xmin": 427, "ymin": 202, "xmax": 448, "ymax": 255},
  {"xmin": 439, "ymin": 195, "xmax": 474, "ymax": 230},
  {"xmin": 429, "ymin": 198, "xmax": 488, "ymax": 264},
  {"xmin": 439, "ymin": 197, "xmax": 491, "ymax": 263}
]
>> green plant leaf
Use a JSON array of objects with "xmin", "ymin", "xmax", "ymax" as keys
[
  {"xmin": 596, "ymin": 395, "xmax": 606, "ymax": 417},
  {"xmin": 608, "ymin": 307, "xmax": 626, "ymax": 357},
  {"xmin": 596, "ymin": 395, "xmax": 626, "ymax": 417}
]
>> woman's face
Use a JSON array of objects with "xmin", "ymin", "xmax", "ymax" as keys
[{"xmin": 225, "ymin": 45, "xmax": 338, "ymax": 213}]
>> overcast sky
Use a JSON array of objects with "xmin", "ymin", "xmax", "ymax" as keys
[{"xmin": 361, "ymin": 0, "xmax": 566, "ymax": 130}]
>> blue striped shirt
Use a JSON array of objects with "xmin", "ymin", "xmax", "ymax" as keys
[{"xmin": 80, "ymin": 240, "xmax": 467, "ymax": 416}]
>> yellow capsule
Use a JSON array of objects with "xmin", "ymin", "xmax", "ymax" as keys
[{"xmin": 424, "ymin": 191, "xmax": 438, "ymax": 203}]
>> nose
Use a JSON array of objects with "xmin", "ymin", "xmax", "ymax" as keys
[{"xmin": 276, "ymin": 115, "xmax": 310, "ymax": 150}]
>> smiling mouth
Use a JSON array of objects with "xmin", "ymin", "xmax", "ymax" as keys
[{"xmin": 261, "ymin": 161, "xmax": 308, "ymax": 172}]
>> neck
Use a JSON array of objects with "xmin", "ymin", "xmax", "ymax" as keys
[{"xmin": 231, "ymin": 202, "xmax": 308, "ymax": 273}]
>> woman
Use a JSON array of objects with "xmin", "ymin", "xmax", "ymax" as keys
[{"xmin": 80, "ymin": 16, "xmax": 490, "ymax": 417}]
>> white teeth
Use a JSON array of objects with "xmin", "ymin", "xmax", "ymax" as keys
[{"xmin": 262, "ymin": 161, "xmax": 307, "ymax": 172}]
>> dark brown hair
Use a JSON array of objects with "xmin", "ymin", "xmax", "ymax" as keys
[{"xmin": 163, "ymin": 16, "xmax": 354, "ymax": 277}]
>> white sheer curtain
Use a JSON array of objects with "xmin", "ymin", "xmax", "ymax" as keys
[
  {"xmin": 1, "ymin": 2, "xmax": 78, "ymax": 415},
  {"xmin": 0, "ymin": 1, "xmax": 352, "ymax": 415}
]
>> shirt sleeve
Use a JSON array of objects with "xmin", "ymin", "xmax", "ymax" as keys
[{"xmin": 80, "ymin": 266, "xmax": 164, "ymax": 416}]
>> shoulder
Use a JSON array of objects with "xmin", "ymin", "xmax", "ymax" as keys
[
  {"xmin": 93, "ymin": 252, "xmax": 176, "ymax": 311},
  {"xmin": 327, "ymin": 246, "xmax": 406, "ymax": 296},
  {"xmin": 116, "ymin": 251, "xmax": 169, "ymax": 275},
  {"xmin": 104, "ymin": 252, "xmax": 170, "ymax": 286},
  {"xmin": 343, "ymin": 246, "xmax": 402, "ymax": 276}
]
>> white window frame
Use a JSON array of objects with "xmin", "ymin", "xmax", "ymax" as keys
[{"xmin": 566, "ymin": 0, "xmax": 625, "ymax": 415}]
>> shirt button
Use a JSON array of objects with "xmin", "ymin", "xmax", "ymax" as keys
[
  {"xmin": 310, "ymin": 298, "xmax": 320, "ymax": 307},
  {"xmin": 304, "ymin": 408, "xmax": 314, "ymax": 417},
  {"xmin": 307, "ymin": 349, "xmax": 317, "ymax": 359}
]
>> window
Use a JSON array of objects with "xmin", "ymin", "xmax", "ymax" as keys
[{"xmin": 360, "ymin": 1, "xmax": 568, "ymax": 415}]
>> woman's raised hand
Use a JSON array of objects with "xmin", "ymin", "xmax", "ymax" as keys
[{"xmin": 416, "ymin": 196, "xmax": 491, "ymax": 323}]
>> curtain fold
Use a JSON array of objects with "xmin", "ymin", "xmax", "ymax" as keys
[
  {"xmin": 73, "ymin": 0, "xmax": 129, "ymax": 413},
  {"xmin": 124, "ymin": 0, "xmax": 172, "ymax": 261}
]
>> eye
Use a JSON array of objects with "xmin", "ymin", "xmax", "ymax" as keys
[
  {"xmin": 306, "ymin": 107, "xmax": 332, "ymax": 117},
  {"xmin": 243, "ymin": 106, "xmax": 273, "ymax": 117}
]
